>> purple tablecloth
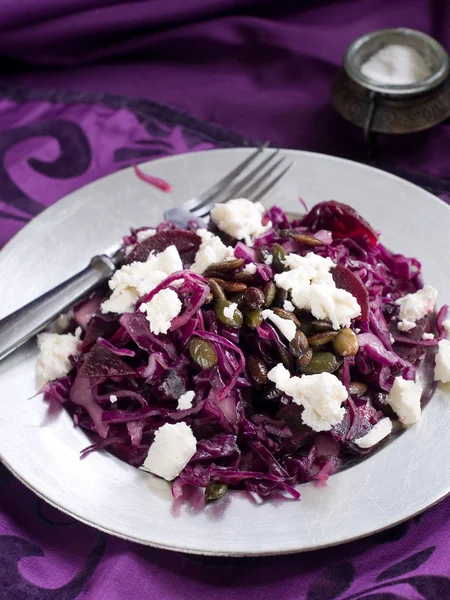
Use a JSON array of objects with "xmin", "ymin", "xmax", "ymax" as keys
[{"xmin": 1, "ymin": 1, "xmax": 450, "ymax": 598}]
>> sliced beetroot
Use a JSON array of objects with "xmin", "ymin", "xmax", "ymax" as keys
[
  {"xmin": 80, "ymin": 342, "xmax": 137, "ymax": 378},
  {"xmin": 123, "ymin": 229, "xmax": 201, "ymax": 267},
  {"xmin": 332, "ymin": 263, "xmax": 370, "ymax": 322},
  {"xmin": 80, "ymin": 313, "xmax": 120, "ymax": 352},
  {"xmin": 299, "ymin": 201, "xmax": 378, "ymax": 246},
  {"xmin": 391, "ymin": 316, "xmax": 430, "ymax": 364},
  {"xmin": 277, "ymin": 404, "xmax": 314, "ymax": 448}
]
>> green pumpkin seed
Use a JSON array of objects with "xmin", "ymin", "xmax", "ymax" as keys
[
  {"xmin": 297, "ymin": 349, "xmax": 313, "ymax": 369},
  {"xmin": 300, "ymin": 351, "xmax": 339, "ymax": 374},
  {"xmin": 189, "ymin": 338, "xmax": 218, "ymax": 369},
  {"xmin": 289, "ymin": 330, "xmax": 310, "ymax": 358},
  {"xmin": 204, "ymin": 258, "xmax": 245, "ymax": 275},
  {"xmin": 215, "ymin": 300, "xmax": 244, "ymax": 328},
  {"xmin": 243, "ymin": 308, "xmax": 263, "ymax": 329},
  {"xmin": 332, "ymin": 328, "xmax": 359, "ymax": 357},
  {"xmin": 263, "ymin": 281, "xmax": 276, "ymax": 308},
  {"xmin": 280, "ymin": 230, "xmax": 325, "ymax": 246},
  {"xmin": 272, "ymin": 287, "xmax": 288, "ymax": 308},
  {"xmin": 271, "ymin": 244, "xmax": 288, "ymax": 273},
  {"xmin": 308, "ymin": 331, "xmax": 338, "ymax": 347},
  {"xmin": 247, "ymin": 356, "xmax": 269, "ymax": 385},
  {"xmin": 205, "ymin": 482, "xmax": 228, "ymax": 502},
  {"xmin": 311, "ymin": 319, "xmax": 333, "ymax": 332}
]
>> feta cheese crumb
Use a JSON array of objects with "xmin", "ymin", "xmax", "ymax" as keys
[
  {"xmin": 243, "ymin": 262, "xmax": 257, "ymax": 274},
  {"xmin": 261, "ymin": 309, "xmax": 297, "ymax": 341},
  {"xmin": 136, "ymin": 228, "xmax": 156, "ymax": 243},
  {"xmin": 283, "ymin": 300, "xmax": 295, "ymax": 312},
  {"xmin": 396, "ymin": 284, "xmax": 437, "ymax": 332},
  {"xmin": 210, "ymin": 198, "xmax": 272, "ymax": 246},
  {"xmin": 267, "ymin": 365, "xmax": 347, "ymax": 432},
  {"xmin": 190, "ymin": 229, "xmax": 234, "ymax": 274},
  {"xmin": 264, "ymin": 255, "xmax": 273, "ymax": 266},
  {"xmin": 143, "ymin": 422, "xmax": 197, "ymax": 481},
  {"xmin": 110, "ymin": 394, "xmax": 118, "ymax": 404},
  {"xmin": 422, "ymin": 332, "xmax": 434, "ymax": 340},
  {"xmin": 434, "ymin": 339, "xmax": 450, "ymax": 383},
  {"xmin": 177, "ymin": 390, "xmax": 195, "ymax": 410},
  {"xmin": 36, "ymin": 328, "xmax": 82, "ymax": 385},
  {"xmin": 386, "ymin": 377, "xmax": 422, "ymax": 425},
  {"xmin": 223, "ymin": 302, "xmax": 238, "ymax": 320},
  {"xmin": 274, "ymin": 252, "xmax": 361, "ymax": 330},
  {"xmin": 443, "ymin": 319, "xmax": 450, "ymax": 337},
  {"xmin": 101, "ymin": 245, "xmax": 182, "ymax": 314},
  {"xmin": 354, "ymin": 418, "xmax": 393, "ymax": 449},
  {"xmin": 140, "ymin": 288, "xmax": 182, "ymax": 335}
]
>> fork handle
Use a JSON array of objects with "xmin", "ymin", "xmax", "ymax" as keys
[{"xmin": 0, "ymin": 255, "xmax": 116, "ymax": 362}]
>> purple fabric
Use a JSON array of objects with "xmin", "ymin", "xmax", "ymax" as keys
[
  {"xmin": 0, "ymin": 87, "xmax": 450, "ymax": 600},
  {"xmin": 0, "ymin": 0, "xmax": 449, "ymax": 179},
  {"xmin": 0, "ymin": 0, "xmax": 450, "ymax": 597}
]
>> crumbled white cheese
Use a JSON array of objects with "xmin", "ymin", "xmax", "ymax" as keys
[
  {"xmin": 223, "ymin": 302, "xmax": 238, "ymax": 320},
  {"xmin": 264, "ymin": 255, "xmax": 273, "ymax": 266},
  {"xmin": 261, "ymin": 309, "xmax": 297, "ymax": 341},
  {"xmin": 110, "ymin": 394, "xmax": 118, "ymax": 404},
  {"xmin": 101, "ymin": 245, "xmax": 182, "ymax": 314},
  {"xmin": 354, "ymin": 417, "xmax": 393, "ymax": 449},
  {"xmin": 386, "ymin": 377, "xmax": 422, "ymax": 425},
  {"xmin": 443, "ymin": 320, "xmax": 450, "ymax": 337},
  {"xmin": 243, "ymin": 262, "xmax": 257, "ymax": 274},
  {"xmin": 36, "ymin": 328, "xmax": 82, "ymax": 385},
  {"xmin": 136, "ymin": 228, "xmax": 156, "ymax": 243},
  {"xmin": 396, "ymin": 285, "xmax": 437, "ymax": 332},
  {"xmin": 143, "ymin": 422, "xmax": 197, "ymax": 481},
  {"xmin": 190, "ymin": 229, "xmax": 234, "ymax": 274},
  {"xmin": 177, "ymin": 390, "xmax": 195, "ymax": 410},
  {"xmin": 422, "ymin": 332, "xmax": 434, "ymax": 340},
  {"xmin": 274, "ymin": 252, "xmax": 361, "ymax": 330},
  {"xmin": 210, "ymin": 198, "xmax": 272, "ymax": 246},
  {"xmin": 434, "ymin": 339, "xmax": 450, "ymax": 383},
  {"xmin": 140, "ymin": 288, "xmax": 182, "ymax": 335},
  {"xmin": 283, "ymin": 300, "xmax": 295, "ymax": 312},
  {"xmin": 267, "ymin": 364, "xmax": 347, "ymax": 432}
]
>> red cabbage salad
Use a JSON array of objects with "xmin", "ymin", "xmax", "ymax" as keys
[{"xmin": 37, "ymin": 199, "xmax": 450, "ymax": 502}]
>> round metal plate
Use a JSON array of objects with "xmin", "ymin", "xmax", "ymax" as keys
[{"xmin": 1, "ymin": 149, "xmax": 449, "ymax": 556}]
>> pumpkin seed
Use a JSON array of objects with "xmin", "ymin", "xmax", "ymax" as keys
[
  {"xmin": 243, "ymin": 287, "xmax": 265, "ymax": 309},
  {"xmin": 348, "ymin": 381, "xmax": 368, "ymax": 396},
  {"xmin": 205, "ymin": 482, "xmax": 228, "ymax": 502},
  {"xmin": 289, "ymin": 330, "xmax": 310, "ymax": 358},
  {"xmin": 189, "ymin": 338, "xmax": 218, "ymax": 369},
  {"xmin": 272, "ymin": 244, "xmax": 288, "ymax": 273},
  {"xmin": 300, "ymin": 351, "xmax": 339, "ymax": 374},
  {"xmin": 247, "ymin": 356, "xmax": 269, "ymax": 385},
  {"xmin": 308, "ymin": 331, "xmax": 338, "ymax": 347},
  {"xmin": 263, "ymin": 281, "xmax": 276, "ymax": 308},
  {"xmin": 332, "ymin": 328, "xmax": 359, "ymax": 357}
]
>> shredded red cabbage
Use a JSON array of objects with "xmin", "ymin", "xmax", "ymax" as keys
[{"xmin": 41, "ymin": 201, "xmax": 446, "ymax": 502}]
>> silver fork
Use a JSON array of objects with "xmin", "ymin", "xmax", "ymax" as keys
[
  {"xmin": 0, "ymin": 145, "xmax": 291, "ymax": 362},
  {"xmin": 164, "ymin": 142, "xmax": 291, "ymax": 227}
]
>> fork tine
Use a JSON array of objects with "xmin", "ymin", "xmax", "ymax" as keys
[
  {"xmin": 190, "ymin": 150, "xmax": 280, "ymax": 217},
  {"xmin": 182, "ymin": 141, "xmax": 270, "ymax": 212},
  {"xmin": 237, "ymin": 157, "xmax": 287, "ymax": 200},
  {"xmin": 247, "ymin": 162, "xmax": 292, "ymax": 203}
]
